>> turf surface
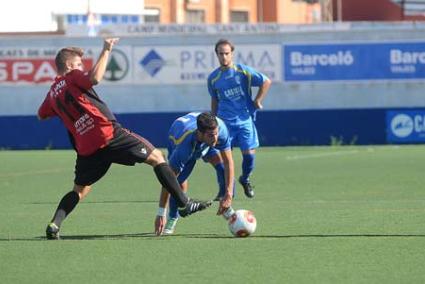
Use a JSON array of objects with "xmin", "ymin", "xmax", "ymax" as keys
[{"xmin": 1, "ymin": 146, "xmax": 425, "ymax": 283}]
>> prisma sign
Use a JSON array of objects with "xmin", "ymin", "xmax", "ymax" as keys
[{"xmin": 134, "ymin": 45, "xmax": 281, "ymax": 84}]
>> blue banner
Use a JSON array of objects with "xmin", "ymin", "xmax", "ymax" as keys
[
  {"xmin": 283, "ymin": 42, "xmax": 425, "ymax": 81},
  {"xmin": 387, "ymin": 110, "xmax": 425, "ymax": 143}
]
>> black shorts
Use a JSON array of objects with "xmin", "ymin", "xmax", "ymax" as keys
[{"xmin": 74, "ymin": 127, "xmax": 155, "ymax": 186}]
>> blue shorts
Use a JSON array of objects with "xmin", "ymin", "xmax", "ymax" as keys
[{"xmin": 225, "ymin": 117, "xmax": 259, "ymax": 151}]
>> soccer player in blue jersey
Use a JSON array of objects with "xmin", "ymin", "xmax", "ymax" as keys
[
  {"xmin": 154, "ymin": 112, "xmax": 234, "ymax": 235},
  {"xmin": 207, "ymin": 39, "xmax": 272, "ymax": 198}
]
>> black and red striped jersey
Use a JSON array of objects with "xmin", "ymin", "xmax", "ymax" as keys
[{"xmin": 38, "ymin": 69, "xmax": 118, "ymax": 156}]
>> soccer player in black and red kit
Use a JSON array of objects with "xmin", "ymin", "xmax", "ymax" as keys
[{"xmin": 38, "ymin": 38, "xmax": 211, "ymax": 239}]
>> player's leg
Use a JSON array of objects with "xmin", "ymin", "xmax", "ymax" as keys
[
  {"xmin": 45, "ymin": 184, "xmax": 90, "ymax": 240},
  {"xmin": 114, "ymin": 128, "xmax": 211, "ymax": 217},
  {"xmin": 166, "ymin": 158, "xmax": 195, "ymax": 215},
  {"xmin": 51, "ymin": 185, "xmax": 91, "ymax": 226},
  {"xmin": 46, "ymin": 154, "xmax": 111, "ymax": 240},
  {"xmin": 238, "ymin": 120, "xmax": 259, "ymax": 198},
  {"xmin": 109, "ymin": 128, "xmax": 189, "ymax": 207},
  {"xmin": 148, "ymin": 150, "xmax": 211, "ymax": 217},
  {"xmin": 205, "ymin": 152, "xmax": 235, "ymax": 201},
  {"xmin": 164, "ymin": 180, "xmax": 188, "ymax": 235},
  {"xmin": 241, "ymin": 148, "xmax": 256, "ymax": 184},
  {"xmin": 147, "ymin": 149, "xmax": 191, "ymax": 206}
]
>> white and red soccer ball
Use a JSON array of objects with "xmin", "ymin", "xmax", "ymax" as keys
[{"xmin": 228, "ymin": 209, "xmax": 257, "ymax": 237}]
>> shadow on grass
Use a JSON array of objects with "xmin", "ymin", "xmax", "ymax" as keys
[
  {"xmin": 28, "ymin": 200, "xmax": 157, "ymax": 205},
  {"xmin": 2, "ymin": 233, "xmax": 425, "ymax": 242}
]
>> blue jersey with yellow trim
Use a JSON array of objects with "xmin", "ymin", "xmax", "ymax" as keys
[
  {"xmin": 207, "ymin": 63, "xmax": 269, "ymax": 121},
  {"xmin": 168, "ymin": 112, "xmax": 230, "ymax": 174}
]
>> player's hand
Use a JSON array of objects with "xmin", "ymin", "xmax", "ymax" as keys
[
  {"xmin": 254, "ymin": 99, "xmax": 263, "ymax": 110},
  {"xmin": 217, "ymin": 194, "xmax": 232, "ymax": 215},
  {"xmin": 155, "ymin": 215, "xmax": 166, "ymax": 236},
  {"xmin": 103, "ymin": 38, "xmax": 119, "ymax": 51}
]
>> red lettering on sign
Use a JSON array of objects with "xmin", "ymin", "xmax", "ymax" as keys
[{"xmin": 0, "ymin": 59, "xmax": 93, "ymax": 84}]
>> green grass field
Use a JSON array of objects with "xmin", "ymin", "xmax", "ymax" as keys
[{"xmin": 1, "ymin": 146, "xmax": 425, "ymax": 283}]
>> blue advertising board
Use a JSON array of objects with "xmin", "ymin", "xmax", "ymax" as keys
[
  {"xmin": 283, "ymin": 42, "xmax": 425, "ymax": 81},
  {"xmin": 387, "ymin": 110, "xmax": 425, "ymax": 143},
  {"xmin": 0, "ymin": 109, "xmax": 388, "ymax": 150}
]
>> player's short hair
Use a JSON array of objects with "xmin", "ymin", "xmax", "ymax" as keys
[
  {"xmin": 214, "ymin": 39, "xmax": 235, "ymax": 53},
  {"xmin": 55, "ymin": 47, "xmax": 84, "ymax": 73},
  {"xmin": 197, "ymin": 112, "xmax": 218, "ymax": 133}
]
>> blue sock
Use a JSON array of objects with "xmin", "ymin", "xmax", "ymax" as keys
[
  {"xmin": 241, "ymin": 153, "xmax": 255, "ymax": 183},
  {"xmin": 214, "ymin": 163, "xmax": 226, "ymax": 197},
  {"xmin": 168, "ymin": 197, "xmax": 179, "ymax": 219}
]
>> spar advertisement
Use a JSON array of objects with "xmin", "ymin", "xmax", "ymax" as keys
[
  {"xmin": 0, "ymin": 47, "xmax": 133, "ymax": 85},
  {"xmin": 0, "ymin": 47, "xmax": 94, "ymax": 84},
  {"xmin": 387, "ymin": 110, "xmax": 425, "ymax": 143},
  {"xmin": 283, "ymin": 42, "xmax": 425, "ymax": 81}
]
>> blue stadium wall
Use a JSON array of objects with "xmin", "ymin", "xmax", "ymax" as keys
[{"xmin": 0, "ymin": 108, "xmax": 407, "ymax": 150}]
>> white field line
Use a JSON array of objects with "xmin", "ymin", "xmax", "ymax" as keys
[
  {"xmin": 275, "ymin": 199, "xmax": 425, "ymax": 204},
  {"xmin": 0, "ymin": 168, "xmax": 68, "ymax": 178},
  {"xmin": 286, "ymin": 150, "xmax": 360, "ymax": 160},
  {"xmin": 285, "ymin": 146, "xmax": 400, "ymax": 161}
]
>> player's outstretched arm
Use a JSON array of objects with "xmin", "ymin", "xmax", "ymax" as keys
[
  {"xmin": 217, "ymin": 149, "xmax": 234, "ymax": 215},
  {"xmin": 90, "ymin": 38, "xmax": 119, "ymax": 85},
  {"xmin": 154, "ymin": 187, "xmax": 170, "ymax": 236}
]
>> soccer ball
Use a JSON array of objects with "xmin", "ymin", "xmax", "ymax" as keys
[{"xmin": 228, "ymin": 209, "xmax": 257, "ymax": 237}]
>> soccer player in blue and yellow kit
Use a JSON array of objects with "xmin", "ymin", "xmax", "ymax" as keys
[
  {"xmin": 207, "ymin": 39, "xmax": 271, "ymax": 198},
  {"xmin": 154, "ymin": 112, "xmax": 234, "ymax": 235}
]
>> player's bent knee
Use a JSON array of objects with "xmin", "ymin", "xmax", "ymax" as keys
[
  {"xmin": 145, "ymin": 148, "xmax": 166, "ymax": 167},
  {"xmin": 242, "ymin": 149, "xmax": 256, "ymax": 155},
  {"xmin": 207, "ymin": 154, "xmax": 222, "ymax": 166},
  {"xmin": 180, "ymin": 180, "xmax": 189, "ymax": 192},
  {"xmin": 73, "ymin": 184, "xmax": 91, "ymax": 200}
]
